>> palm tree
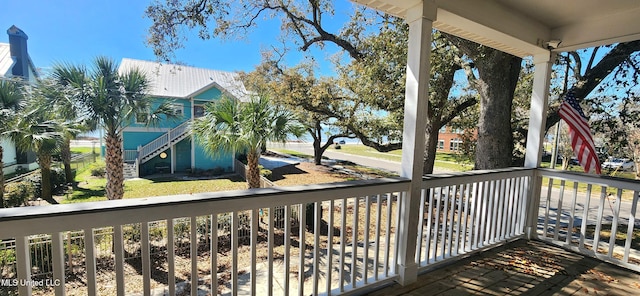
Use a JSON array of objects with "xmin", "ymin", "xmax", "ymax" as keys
[
  {"xmin": 4, "ymin": 94, "xmax": 63, "ymax": 204},
  {"xmin": 53, "ymin": 57, "xmax": 175, "ymax": 200},
  {"xmin": 0, "ymin": 79, "xmax": 25, "ymax": 208},
  {"xmin": 38, "ymin": 78, "xmax": 93, "ymax": 185},
  {"xmin": 193, "ymin": 96, "xmax": 303, "ymax": 188}
]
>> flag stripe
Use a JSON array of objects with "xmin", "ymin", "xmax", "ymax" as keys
[{"xmin": 558, "ymin": 92, "xmax": 601, "ymax": 174}]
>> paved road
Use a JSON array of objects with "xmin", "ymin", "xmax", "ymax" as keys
[
  {"xmin": 541, "ymin": 185, "xmax": 638, "ymax": 228},
  {"xmin": 270, "ymin": 142, "xmax": 454, "ymax": 175}
]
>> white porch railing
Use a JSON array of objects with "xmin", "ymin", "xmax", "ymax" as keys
[
  {"xmin": 124, "ymin": 150, "xmax": 137, "ymax": 163},
  {"xmin": 3, "ymin": 168, "xmax": 640, "ymax": 295},
  {"xmin": 0, "ymin": 178, "xmax": 408, "ymax": 296},
  {"xmin": 535, "ymin": 168, "xmax": 640, "ymax": 273},
  {"xmin": 415, "ymin": 168, "xmax": 533, "ymax": 270}
]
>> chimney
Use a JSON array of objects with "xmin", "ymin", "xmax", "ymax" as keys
[{"xmin": 7, "ymin": 25, "xmax": 29, "ymax": 80}]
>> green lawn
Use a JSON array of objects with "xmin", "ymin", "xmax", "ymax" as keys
[
  {"xmin": 272, "ymin": 149, "xmax": 313, "ymax": 159},
  {"xmin": 64, "ymin": 162, "xmax": 247, "ymax": 203},
  {"xmin": 70, "ymin": 147, "xmax": 97, "ymax": 154},
  {"xmin": 327, "ymin": 144, "xmax": 473, "ymax": 171}
]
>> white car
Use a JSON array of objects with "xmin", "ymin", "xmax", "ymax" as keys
[{"xmin": 602, "ymin": 158, "xmax": 635, "ymax": 171}]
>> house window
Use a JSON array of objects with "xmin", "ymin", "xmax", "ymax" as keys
[
  {"xmin": 450, "ymin": 139, "xmax": 462, "ymax": 151},
  {"xmin": 194, "ymin": 105, "xmax": 205, "ymax": 118},
  {"xmin": 437, "ymin": 140, "xmax": 444, "ymax": 150},
  {"xmin": 135, "ymin": 113, "xmax": 148, "ymax": 124},
  {"xmin": 170, "ymin": 103, "xmax": 184, "ymax": 117}
]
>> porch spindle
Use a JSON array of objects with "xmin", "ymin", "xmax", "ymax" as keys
[
  {"xmin": 142, "ymin": 222, "xmax": 151, "ymax": 296},
  {"xmin": 471, "ymin": 182, "xmax": 481, "ymax": 249},
  {"xmin": 268, "ymin": 207, "xmax": 274, "ymax": 296},
  {"xmin": 326, "ymin": 200, "xmax": 334, "ymax": 294},
  {"xmin": 52, "ymin": 232, "xmax": 66, "ymax": 296},
  {"xmin": 567, "ymin": 182, "xmax": 579, "ymax": 244},
  {"xmin": 191, "ymin": 217, "xmax": 198, "ymax": 296},
  {"xmin": 479, "ymin": 181, "xmax": 489, "ymax": 246},
  {"xmin": 543, "ymin": 178, "xmax": 554, "ymax": 238},
  {"xmin": 313, "ymin": 201, "xmax": 321, "ymax": 295},
  {"xmin": 608, "ymin": 189, "xmax": 623, "ymax": 257},
  {"xmin": 496, "ymin": 180, "xmax": 506, "ymax": 240},
  {"xmin": 425, "ymin": 188, "xmax": 434, "ymax": 263},
  {"xmin": 298, "ymin": 204, "xmax": 306, "ymax": 296},
  {"xmin": 505, "ymin": 178, "xmax": 516, "ymax": 238},
  {"xmin": 250, "ymin": 210, "xmax": 258, "ymax": 294},
  {"xmin": 455, "ymin": 184, "xmax": 464, "ymax": 255},
  {"xmin": 83, "ymin": 229, "xmax": 97, "ymax": 296},
  {"xmin": 284, "ymin": 205, "xmax": 291, "ymax": 294},
  {"xmin": 554, "ymin": 180, "xmax": 566, "ymax": 241},
  {"xmin": 364, "ymin": 195, "xmax": 372, "ymax": 283},
  {"xmin": 114, "ymin": 226, "xmax": 125, "ymax": 296},
  {"xmin": 340, "ymin": 198, "xmax": 347, "ymax": 291},
  {"xmin": 431, "ymin": 187, "xmax": 442, "ymax": 261},
  {"xmin": 351, "ymin": 197, "xmax": 359, "ymax": 288},
  {"xmin": 232, "ymin": 212, "xmax": 238, "ymax": 296},
  {"xmin": 593, "ymin": 187, "xmax": 608, "ymax": 253},
  {"xmin": 16, "ymin": 236, "xmax": 32, "ymax": 296},
  {"xmin": 623, "ymin": 191, "xmax": 639, "ymax": 262},
  {"xmin": 416, "ymin": 190, "xmax": 426, "ymax": 263},
  {"xmin": 579, "ymin": 185, "xmax": 593, "ymax": 249},
  {"xmin": 489, "ymin": 181, "xmax": 498, "ymax": 243},
  {"xmin": 167, "ymin": 219, "xmax": 176, "ymax": 296},
  {"xmin": 461, "ymin": 184, "xmax": 471, "ymax": 252},
  {"xmin": 374, "ymin": 195, "xmax": 382, "ymax": 279}
]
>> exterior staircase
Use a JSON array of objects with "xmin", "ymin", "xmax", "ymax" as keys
[
  {"xmin": 123, "ymin": 163, "xmax": 138, "ymax": 179},
  {"xmin": 138, "ymin": 121, "xmax": 192, "ymax": 164},
  {"xmin": 122, "ymin": 121, "xmax": 192, "ymax": 178}
]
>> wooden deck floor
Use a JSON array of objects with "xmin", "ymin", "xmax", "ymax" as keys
[{"xmin": 368, "ymin": 239, "xmax": 640, "ymax": 296}]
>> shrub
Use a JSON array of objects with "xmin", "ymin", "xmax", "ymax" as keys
[
  {"xmin": 0, "ymin": 248, "xmax": 16, "ymax": 266},
  {"xmin": 50, "ymin": 167, "xmax": 72, "ymax": 193},
  {"xmin": 22, "ymin": 168, "xmax": 72, "ymax": 200},
  {"xmin": 90, "ymin": 163, "xmax": 106, "ymax": 177},
  {"xmin": 23, "ymin": 174, "xmax": 42, "ymax": 200},
  {"xmin": 14, "ymin": 166, "xmax": 27, "ymax": 175},
  {"xmin": 259, "ymin": 165, "xmax": 272, "ymax": 178},
  {"xmin": 211, "ymin": 167, "xmax": 225, "ymax": 176},
  {"xmin": 4, "ymin": 182, "xmax": 35, "ymax": 207}
]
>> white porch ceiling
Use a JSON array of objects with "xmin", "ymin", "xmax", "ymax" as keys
[{"xmin": 352, "ymin": 0, "xmax": 640, "ymax": 57}]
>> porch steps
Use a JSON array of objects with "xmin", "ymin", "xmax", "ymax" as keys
[{"xmin": 123, "ymin": 163, "xmax": 138, "ymax": 179}]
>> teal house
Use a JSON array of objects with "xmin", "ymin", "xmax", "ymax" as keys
[{"xmin": 118, "ymin": 58, "xmax": 249, "ymax": 177}]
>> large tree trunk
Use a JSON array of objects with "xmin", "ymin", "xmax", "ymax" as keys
[
  {"xmin": 422, "ymin": 119, "xmax": 440, "ymax": 175},
  {"xmin": 38, "ymin": 152, "xmax": 58, "ymax": 204},
  {"xmin": 0, "ymin": 146, "xmax": 4, "ymax": 208},
  {"xmin": 246, "ymin": 150, "xmax": 261, "ymax": 189},
  {"xmin": 105, "ymin": 132, "xmax": 125, "ymax": 200},
  {"xmin": 313, "ymin": 139, "xmax": 323, "ymax": 165},
  {"xmin": 60, "ymin": 138, "xmax": 74, "ymax": 185},
  {"xmin": 474, "ymin": 52, "xmax": 521, "ymax": 169},
  {"xmin": 445, "ymin": 35, "xmax": 521, "ymax": 169}
]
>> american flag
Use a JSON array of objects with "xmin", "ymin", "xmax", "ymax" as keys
[{"xmin": 558, "ymin": 92, "xmax": 601, "ymax": 174}]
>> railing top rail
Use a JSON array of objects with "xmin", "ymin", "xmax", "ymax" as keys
[
  {"xmin": 0, "ymin": 177, "xmax": 409, "ymax": 237},
  {"xmin": 536, "ymin": 168, "xmax": 640, "ymax": 191},
  {"xmin": 422, "ymin": 167, "xmax": 535, "ymax": 187}
]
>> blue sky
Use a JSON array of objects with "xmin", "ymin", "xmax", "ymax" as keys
[{"xmin": 0, "ymin": 0, "xmax": 357, "ymax": 74}]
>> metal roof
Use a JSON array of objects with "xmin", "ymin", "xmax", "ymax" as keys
[
  {"xmin": 119, "ymin": 58, "xmax": 250, "ymax": 102},
  {"xmin": 0, "ymin": 43, "xmax": 16, "ymax": 77}
]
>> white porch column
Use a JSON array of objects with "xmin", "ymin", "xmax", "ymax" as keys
[
  {"xmin": 397, "ymin": 2, "xmax": 436, "ymax": 286},
  {"xmin": 524, "ymin": 53, "xmax": 554, "ymax": 168},
  {"xmin": 524, "ymin": 52, "xmax": 554, "ymax": 239}
]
